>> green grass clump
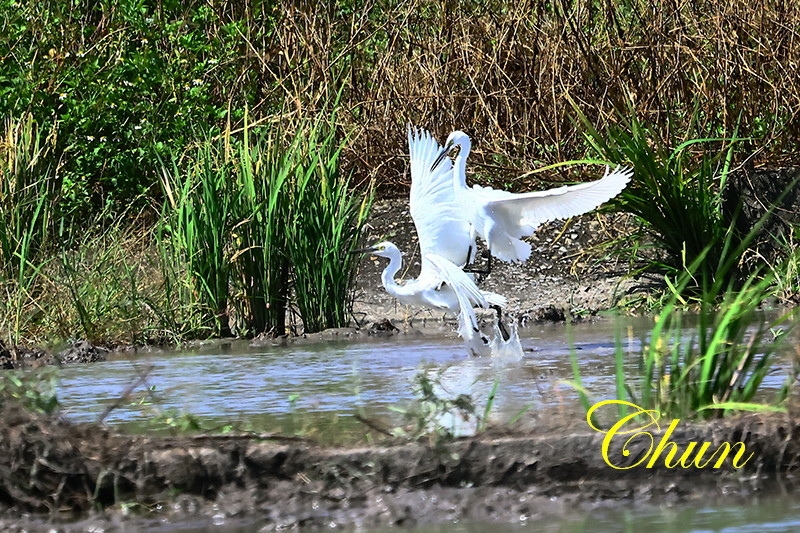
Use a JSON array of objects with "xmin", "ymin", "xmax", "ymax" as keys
[
  {"xmin": 232, "ymin": 112, "xmax": 373, "ymax": 335},
  {"xmin": 626, "ymin": 273, "xmax": 796, "ymax": 420},
  {"xmin": 284, "ymin": 118, "xmax": 373, "ymax": 333},
  {"xmin": 572, "ymin": 260, "xmax": 797, "ymax": 423},
  {"xmin": 0, "ymin": 115, "xmax": 62, "ymax": 344},
  {"xmin": 157, "ymin": 110, "xmax": 374, "ymax": 338},
  {"xmin": 574, "ymin": 106, "xmax": 746, "ymax": 294},
  {"xmin": 0, "ymin": 108, "xmax": 373, "ymax": 345},
  {"xmin": 230, "ymin": 119, "xmax": 292, "ymax": 336},
  {"xmin": 0, "ymin": 115, "xmax": 56, "ymax": 280},
  {"xmin": 52, "ymin": 220, "xmax": 166, "ymax": 345},
  {"xmin": 159, "ymin": 139, "xmax": 235, "ymax": 337}
]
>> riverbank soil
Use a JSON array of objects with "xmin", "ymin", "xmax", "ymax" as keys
[{"xmin": 1, "ymin": 402, "xmax": 799, "ymax": 530}]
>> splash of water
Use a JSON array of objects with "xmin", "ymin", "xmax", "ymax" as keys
[{"xmin": 464, "ymin": 314, "xmax": 524, "ymax": 359}]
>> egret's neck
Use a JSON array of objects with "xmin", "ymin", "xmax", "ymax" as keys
[
  {"xmin": 454, "ymin": 140, "xmax": 471, "ymax": 189},
  {"xmin": 380, "ymin": 248, "xmax": 403, "ymax": 297}
]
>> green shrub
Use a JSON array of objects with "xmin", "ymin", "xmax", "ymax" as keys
[{"xmin": 0, "ymin": 1, "xmax": 277, "ymax": 212}]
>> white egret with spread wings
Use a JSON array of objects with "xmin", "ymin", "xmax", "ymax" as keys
[
  {"xmin": 431, "ymin": 131, "xmax": 633, "ymax": 267},
  {"xmin": 354, "ymin": 127, "xmax": 508, "ymax": 355}
]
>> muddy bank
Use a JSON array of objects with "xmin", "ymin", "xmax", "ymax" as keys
[
  {"xmin": 1, "ymin": 403, "xmax": 799, "ymax": 530},
  {"xmin": 0, "ymin": 340, "xmax": 107, "ymax": 370}
]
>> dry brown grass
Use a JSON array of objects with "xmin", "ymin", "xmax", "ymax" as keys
[{"xmin": 252, "ymin": 0, "xmax": 800, "ymax": 190}]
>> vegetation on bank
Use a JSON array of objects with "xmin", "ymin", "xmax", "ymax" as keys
[{"xmin": 1, "ymin": 112, "xmax": 372, "ymax": 346}]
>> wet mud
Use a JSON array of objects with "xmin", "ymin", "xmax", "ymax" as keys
[
  {"xmin": 0, "ymin": 340, "xmax": 107, "ymax": 370},
  {"xmin": 1, "ymin": 402, "xmax": 799, "ymax": 530}
]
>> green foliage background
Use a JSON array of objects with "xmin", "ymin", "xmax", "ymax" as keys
[
  {"xmin": 0, "ymin": 0, "xmax": 278, "ymax": 211},
  {"xmin": 3, "ymin": 0, "xmax": 800, "ymax": 214}
]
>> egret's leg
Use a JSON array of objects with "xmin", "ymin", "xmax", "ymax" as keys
[
  {"xmin": 491, "ymin": 304, "xmax": 510, "ymax": 341},
  {"xmin": 463, "ymin": 248, "xmax": 492, "ymax": 276}
]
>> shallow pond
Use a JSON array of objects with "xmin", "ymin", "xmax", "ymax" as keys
[
  {"xmin": 49, "ymin": 313, "xmax": 799, "ymax": 531},
  {"xmin": 51, "ymin": 487, "xmax": 800, "ymax": 532},
  {"xmin": 56, "ymin": 316, "xmax": 652, "ymax": 434},
  {"xmin": 362, "ymin": 492, "xmax": 800, "ymax": 533},
  {"xmin": 55, "ymin": 314, "xmax": 793, "ymax": 436}
]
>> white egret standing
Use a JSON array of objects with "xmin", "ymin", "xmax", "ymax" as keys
[{"xmin": 431, "ymin": 131, "xmax": 633, "ymax": 265}]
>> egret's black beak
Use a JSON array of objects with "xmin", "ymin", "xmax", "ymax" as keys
[
  {"xmin": 349, "ymin": 246, "xmax": 376, "ymax": 255},
  {"xmin": 430, "ymin": 142, "xmax": 452, "ymax": 172}
]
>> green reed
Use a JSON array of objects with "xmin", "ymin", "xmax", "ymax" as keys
[
  {"xmin": 0, "ymin": 115, "xmax": 61, "ymax": 343},
  {"xmin": 284, "ymin": 117, "xmax": 373, "ymax": 333},
  {"xmin": 229, "ymin": 118, "xmax": 292, "ymax": 336},
  {"xmin": 159, "ymin": 139, "xmax": 234, "ymax": 337},
  {"xmin": 626, "ymin": 269, "xmax": 795, "ymax": 420}
]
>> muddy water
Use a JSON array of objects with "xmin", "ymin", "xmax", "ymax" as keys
[
  {"xmin": 361, "ymin": 493, "xmax": 800, "ymax": 532},
  {"xmin": 56, "ymin": 314, "xmax": 792, "ymax": 436},
  {"xmin": 56, "ymin": 316, "xmax": 652, "ymax": 434},
  {"xmin": 54, "ymin": 488, "xmax": 800, "ymax": 532},
  {"xmin": 49, "ymin": 314, "xmax": 799, "ymax": 531}
]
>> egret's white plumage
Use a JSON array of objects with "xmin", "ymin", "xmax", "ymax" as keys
[
  {"xmin": 407, "ymin": 126, "xmax": 476, "ymax": 266},
  {"xmin": 403, "ymin": 126, "xmax": 504, "ymax": 350},
  {"xmin": 432, "ymin": 130, "xmax": 633, "ymax": 263},
  {"xmin": 362, "ymin": 241, "xmax": 505, "ymax": 351}
]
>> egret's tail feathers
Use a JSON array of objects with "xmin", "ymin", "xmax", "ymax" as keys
[
  {"xmin": 490, "ymin": 237, "xmax": 532, "ymax": 263},
  {"xmin": 465, "ymin": 327, "xmax": 492, "ymax": 357},
  {"xmin": 456, "ymin": 311, "xmax": 479, "ymax": 342},
  {"xmin": 425, "ymin": 253, "xmax": 487, "ymax": 342},
  {"xmin": 482, "ymin": 291, "xmax": 507, "ymax": 308}
]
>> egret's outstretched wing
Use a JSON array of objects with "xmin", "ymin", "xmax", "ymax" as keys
[
  {"xmin": 408, "ymin": 125, "xmax": 475, "ymax": 266},
  {"xmin": 485, "ymin": 165, "xmax": 633, "ymax": 231},
  {"xmin": 424, "ymin": 253, "xmax": 489, "ymax": 340}
]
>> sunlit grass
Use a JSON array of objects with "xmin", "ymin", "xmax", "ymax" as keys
[
  {"xmin": 284, "ymin": 116, "xmax": 374, "ymax": 333},
  {"xmin": 573, "ymin": 104, "xmax": 744, "ymax": 293},
  {"xmin": 572, "ymin": 258, "xmax": 797, "ymax": 422},
  {"xmin": 0, "ymin": 114, "xmax": 61, "ymax": 344},
  {"xmin": 159, "ymin": 139, "xmax": 234, "ymax": 337},
  {"xmin": 627, "ymin": 273, "xmax": 796, "ymax": 420},
  {"xmin": 157, "ymin": 109, "xmax": 374, "ymax": 338}
]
